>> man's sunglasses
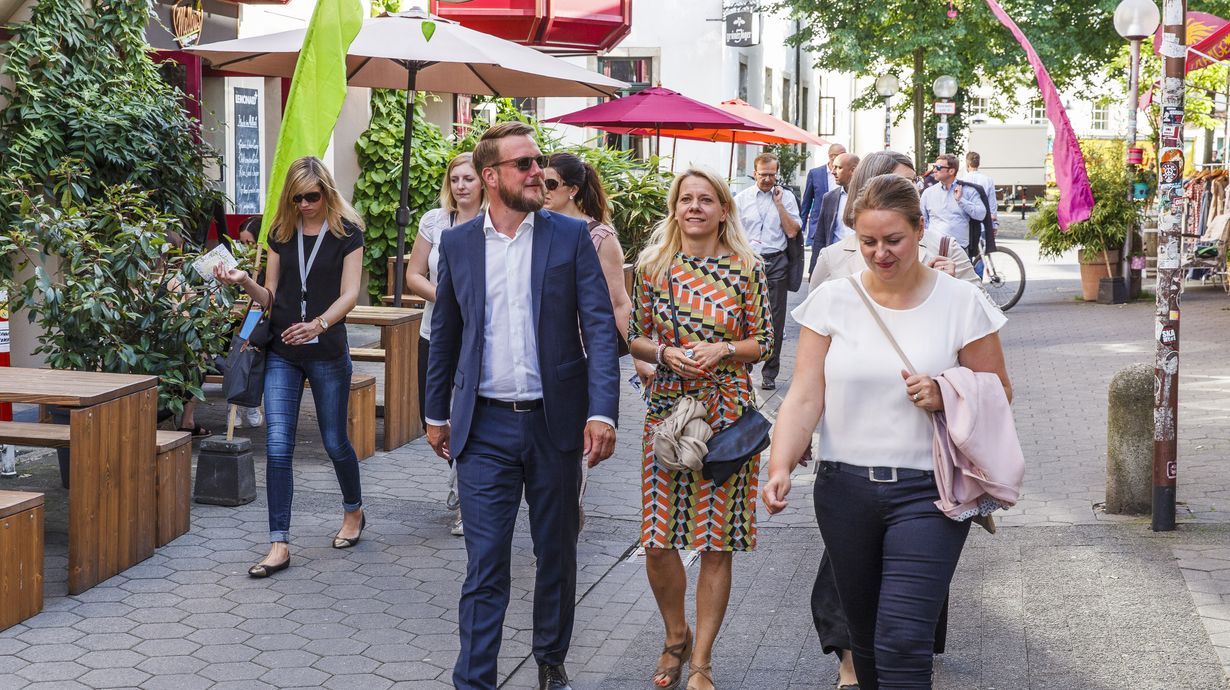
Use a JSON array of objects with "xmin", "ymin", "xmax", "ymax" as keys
[
  {"xmin": 293, "ymin": 191, "xmax": 323, "ymax": 204},
  {"xmin": 932, "ymin": 164, "xmax": 951, "ymax": 171},
  {"xmin": 492, "ymin": 155, "xmax": 549, "ymax": 172},
  {"xmin": 543, "ymin": 178, "xmax": 563, "ymax": 191}
]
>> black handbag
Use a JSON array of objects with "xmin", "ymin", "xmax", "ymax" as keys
[
  {"xmin": 664, "ymin": 271, "xmax": 771, "ymax": 486},
  {"xmin": 221, "ymin": 307, "xmax": 271, "ymax": 408}
]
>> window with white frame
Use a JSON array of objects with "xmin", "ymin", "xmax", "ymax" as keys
[
  {"xmin": 1091, "ymin": 104, "xmax": 1110, "ymax": 131},
  {"xmin": 1030, "ymin": 101, "xmax": 1047, "ymax": 124},
  {"xmin": 968, "ymin": 97, "xmax": 988, "ymax": 116}
]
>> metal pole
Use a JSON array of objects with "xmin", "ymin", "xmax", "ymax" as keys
[
  {"xmin": 939, "ymin": 113, "xmax": 948, "ymax": 155},
  {"xmin": 393, "ymin": 65, "xmax": 420, "ymax": 309},
  {"xmin": 1122, "ymin": 38, "xmax": 1141, "ymax": 288},
  {"xmin": 1153, "ymin": 0, "xmax": 1186, "ymax": 532},
  {"xmin": 1223, "ymin": 67, "xmax": 1230, "ymax": 170},
  {"xmin": 883, "ymin": 97, "xmax": 892, "ymax": 149}
]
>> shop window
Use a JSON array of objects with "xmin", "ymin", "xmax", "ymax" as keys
[{"xmin": 598, "ymin": 56, "xmax": 654, "ymax": 159}]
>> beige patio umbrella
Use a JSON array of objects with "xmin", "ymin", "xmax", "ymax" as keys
[{"xmin": 190, "ymin": 9, "xmax": 626, "ymax": 304}]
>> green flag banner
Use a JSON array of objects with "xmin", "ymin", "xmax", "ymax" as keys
[{"xmin": 259, "ymin": 0, "xmax": 364, "ymax": 245}]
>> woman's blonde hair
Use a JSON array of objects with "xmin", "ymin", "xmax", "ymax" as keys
[
  {"xmin": 636, "ymin": 168, "xmax": 758, "ymax": 282},
  {"xmin": 269, "ymin": 156, "xmax": 364, "ymax": 244},
  {"xmin": 439, "ymin": 152, "xmax": 484, "ymax": 213}
]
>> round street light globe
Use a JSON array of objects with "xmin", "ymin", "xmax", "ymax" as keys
[
  {"xmin": 1114, "ymin": 0, "xmax": 1161, "ymax": 40},
  {"xmin": 933, "ymin": 75, "xmax": 959, "ymax": 99},
  {"xmin": 875, "ymin": 74, "xmax": 900, "ymax": 98}
]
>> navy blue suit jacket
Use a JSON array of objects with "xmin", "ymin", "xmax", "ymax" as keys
[
  {"xmin": 424, "ymin": 210, "xmax": 621, "ymax": 458},
  {"xmin": 798, "ymin": 165, "xmax": 831, "ymax": 245}
]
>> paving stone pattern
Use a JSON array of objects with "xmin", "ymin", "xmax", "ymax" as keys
[{"xmin": 2, "ymin": 240, "xmax": 1230, "ymax": 688}]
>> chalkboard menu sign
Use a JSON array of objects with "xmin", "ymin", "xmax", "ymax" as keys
[{"xmin": 233, "ymin": 87, "xmax": 261, "ymax": 213}]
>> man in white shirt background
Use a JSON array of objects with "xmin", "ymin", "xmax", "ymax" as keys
[
  {"xmin": 806, "ymin": 152, "xmax": 860, "ymax": 278},
  {"xmin": 920, "ymin": 153, "xmax": 987, "ymax": 254},
  {"xmin": 961, "ymin": 151, "xmax": 999, "ymax": 237},
  {"xmin": 734, "ymin": 152, "xmax": 802, "ymax": 390}
]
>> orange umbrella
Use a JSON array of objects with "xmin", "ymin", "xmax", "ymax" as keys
[{"xmin": 610, "ymin": 99, "xmax": 828, "ymax": 175}]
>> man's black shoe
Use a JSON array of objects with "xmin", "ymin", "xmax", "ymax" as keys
[
  {"xmin": 538, "ymin": 663, "xmax": 572, "ymax": 690},
  {"xmin": 761, "ymin": 378, "xmax": 776, "ymax": 390}
]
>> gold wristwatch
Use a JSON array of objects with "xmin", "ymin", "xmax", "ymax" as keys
[
  {"xmin": 725, "ymin": 342, "xmax": 736, "ymax": 358},
  {"xmin": 315, "ymin": 316, "xmax": 329, "ymax": 331}
]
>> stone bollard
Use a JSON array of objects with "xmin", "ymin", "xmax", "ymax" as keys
[
  {"xmin": 194, "ymin": 436, "xmax": 256, "ymax": 506},
  {"xmin": 1106, "ymin": 363, "xmax": 1155, "ymax": 514}
]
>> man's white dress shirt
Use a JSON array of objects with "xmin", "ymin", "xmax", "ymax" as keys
[
  {"xmin": 919, "ymin": 181, "xmax": 987, "ymax": 245},
  {"xmin": 734, "ymin": 186, "xmax": 801, "ymax": 255}
]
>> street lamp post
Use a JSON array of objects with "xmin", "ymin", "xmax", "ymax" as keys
[
  {"xmin": 1114, "ymin": 0, "xmax": 1161, "ymax": 299},
  {"xmin": 932, "ymin": 75, "xmax": 959, "ymax": 156},
  {"xmin": 875, "ymin": 74, "xmax": 900, "ymax": 150}
]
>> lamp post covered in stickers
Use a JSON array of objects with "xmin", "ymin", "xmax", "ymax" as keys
[
  {"xmin": 1115, "ymin": 0, "xmax": 1160, "ymax": 287},
  {"xmin": 1153, "ymin": 0, "xmax": 1185, "ymax": 532}
]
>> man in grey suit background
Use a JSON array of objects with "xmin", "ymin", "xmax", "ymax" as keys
[{"xmin": 798, "ymin": 143, "xmax": 846, "ymax": 247}]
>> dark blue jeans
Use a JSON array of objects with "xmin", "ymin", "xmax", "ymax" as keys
[
  {"xmin": 814, "ymin": 464, "xmax": 971, "ymax": 690},
  {"xmin": 264, "ymin": 351, "xmax": 362, "ymax": 543},
  {"xmin": 452, "ymin": 404, "xmax": 582, "ymax": 690}
]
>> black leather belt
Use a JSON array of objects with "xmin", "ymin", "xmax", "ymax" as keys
[
  {"xmin": 477, "ymin": 397, "xmax": 543, "ymax": 412},
  {"xmin": 822, "ymin": 461, "xmax": 933, "ymax": 483}
]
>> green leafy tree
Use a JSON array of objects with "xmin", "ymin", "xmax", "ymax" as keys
[
  {"xmin": 0, "ymin": 164, "xmax": 238, "ymax": 415},
  {"xmin": 0, "ymin": 0, "xmax": 222, "ymax": 239},
  {"xmin": 777, "ymin": 0, "xmax": 1230, "ymax": 168}
]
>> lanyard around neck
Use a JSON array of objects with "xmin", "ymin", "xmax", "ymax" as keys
[{"xmin": 297, "ymin": 221, "xmax": 328, "ymax": 320}]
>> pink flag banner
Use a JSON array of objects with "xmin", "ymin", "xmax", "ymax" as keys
[{"xmin": 984, "ymin": 0, "xmax": 1093, "ymax": 229}]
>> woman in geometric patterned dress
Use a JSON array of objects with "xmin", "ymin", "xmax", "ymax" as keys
[{"xmin": 628, "ymin": 168, "xmax": 773, "ymax": 690}]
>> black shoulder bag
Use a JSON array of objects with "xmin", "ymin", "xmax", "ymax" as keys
[{"xmin": 665, "ymin": 270, "xmax": 771, "ymax": 486}]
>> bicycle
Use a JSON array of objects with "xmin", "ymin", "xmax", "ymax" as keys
[{"xmin": 972, "ymin": 236, "xmax": 1026, "ymax": 311}]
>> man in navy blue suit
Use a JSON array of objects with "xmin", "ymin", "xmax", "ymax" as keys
[
  {"xmin": 798, "ymin": 143, "xmax": 846, "ymax": 246},
  {"xmin": 425, "ymin": 122, "xmax": 620, "ymax": 690}
]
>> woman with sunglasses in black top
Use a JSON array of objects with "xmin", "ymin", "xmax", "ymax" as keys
[{"xmin": 214, "ymin": 156, "xmax": 366, "ymax": 578}]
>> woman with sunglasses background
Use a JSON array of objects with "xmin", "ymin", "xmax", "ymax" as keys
[
  {"xmin": 214, "ymin": 156, "xmax": 367, "ymax": 578},
  {"xmin": 405, "ymin": 152, "xmax": 484, "ymax": 536},
  {"xmin": 544, "ymin": 153, "xmax": 653, "ymax": 384}
]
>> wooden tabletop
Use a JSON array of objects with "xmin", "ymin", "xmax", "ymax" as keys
[
  {"xmin": 0, "ymin": 368, "xmax": 157, "ymax": 407},
  {"xmin": 346, "ymin": 305, "xmax": 423, "ymax": 327}
]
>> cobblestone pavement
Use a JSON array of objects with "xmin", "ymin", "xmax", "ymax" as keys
[{"xmin": 3, "ymin": 237, "xmax": 1230, "ymax": 688}]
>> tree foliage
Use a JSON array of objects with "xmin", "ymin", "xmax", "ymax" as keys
[
  {"xmin": 777, "ymin": 0, "xmax": 1230, "ymax": 164},
  {"xmin": 0, "ymin": 0, "xmax": 222, "ymax": 239}
]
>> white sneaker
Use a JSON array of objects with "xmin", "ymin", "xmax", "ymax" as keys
[
  {"xmin": 450, "ymin": 511, "xmax": 464, "ymax": 536},
  {"xmin": 243, "ymin": 407, "xmax": 263, "ymax": 428}
]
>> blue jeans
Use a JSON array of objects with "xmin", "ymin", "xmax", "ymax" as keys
[
  {"xmin": 264, "ymin": 351, "xmax": 362, "ymax": 543},
  {"xmin": 814, "ymin": 463, "xmax": 971, "ymax": 690}
]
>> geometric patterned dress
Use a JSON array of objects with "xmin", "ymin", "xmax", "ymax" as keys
[{"xmin": 629, "ymin": 252, "xmax": 772, "ymax": 551}]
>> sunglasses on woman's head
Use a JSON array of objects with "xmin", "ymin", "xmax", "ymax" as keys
[
  {"xmin": 293, "ymin": 191, "xmax": 323, "ymax": 204},
  {"xmin": 492, "ymin": 154, "xmax": 549, "ymax": 172}
]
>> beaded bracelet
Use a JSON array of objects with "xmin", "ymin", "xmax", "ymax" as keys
[{"xmin": 655, "ymin": 343, "xmax": 668, "ymax": 366}]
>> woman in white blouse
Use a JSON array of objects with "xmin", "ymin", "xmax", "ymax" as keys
[
  {"xmin": 763, "ymin": 174, "xmax": 1011, "ymax": 689},
  {"xmin": 405, "ymin": 152, "xmax": 484, "ymax": 536}
]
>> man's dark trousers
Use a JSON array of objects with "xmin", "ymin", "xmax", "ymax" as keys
[
  {"xmin": 452, "ymin": 404, "xmax": 582, "ymax": 690},
  {"xmin": 761, "ymin": 250, "xmax": 790, "ymax": 382}
]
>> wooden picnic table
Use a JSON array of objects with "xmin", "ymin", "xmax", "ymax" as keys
[
  {"xmin": 0, "ymin": 368, "xmax": 158, "ymax": 594},
  {"xmin": 345, "ymin": 305, "xmax": 424, "ymax": 450}
]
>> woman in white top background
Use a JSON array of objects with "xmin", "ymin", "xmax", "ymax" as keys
[
  {"xmin": 762, "ymin": 174, "xmax": 1011, "ymax": 689},
  {"xmin": 405, "ymin": 152, "xmax": 484, "ymax": 536}
]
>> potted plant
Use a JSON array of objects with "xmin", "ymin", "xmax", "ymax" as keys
[
  {"xmin": 1, "ymin": 165, "xmax": 239, "ymax": 484},
  {"xmin": 1029, "ymin": 143, "xmax": 1141, "ymax": 301}
]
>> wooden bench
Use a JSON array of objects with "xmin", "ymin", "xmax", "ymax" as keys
[
  {"xmin": 203, "ymin": 372, "xmax": 377, "ymax": 460},
  {"xmin": 155, "ymin": 431, "xmax": 192, "ymax": 547},
  {"xmin": 0, "ymin": 423, "xmax": 192, "ymax": 549},
  {"xmin": 350, "ymin": 347, "xmax": 386, "ymax": 363},
  {"xmin": 0, "ymin": 490, "xmax": 45, "ymax": 631}
]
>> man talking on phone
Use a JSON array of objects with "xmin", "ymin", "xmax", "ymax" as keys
[{"xmin": 734, "ymin": 152, "xmax": 801, "ymax": 390}]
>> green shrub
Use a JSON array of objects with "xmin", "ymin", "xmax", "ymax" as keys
[{"xmin": 1028, "ymin": 141, "xmax": 1140, "ymax": 259}]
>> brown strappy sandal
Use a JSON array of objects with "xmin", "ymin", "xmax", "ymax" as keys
[
  {"xmin": 686, "ymin": 662, "xmax": 714, "ymax": 690},
  {"xmin": 652, "ymin": 628, "xmax": 692, "ymax": 689}
]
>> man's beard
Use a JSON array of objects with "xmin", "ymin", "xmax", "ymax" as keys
[{"xmin": 499, "ymin": 180, "xmax": 544, "ymax": 213}]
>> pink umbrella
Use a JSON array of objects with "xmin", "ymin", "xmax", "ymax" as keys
[{"xmin": 543, "ymin": 86, "xmax": 771, "ymax": 157}]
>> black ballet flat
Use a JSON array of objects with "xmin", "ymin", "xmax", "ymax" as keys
[
  {"xmin": 332, "ymin": 513, "xmax": 366, "ymax": 549},
  {"xmin": 247, "ymin": 557, "xmax": 289, "ymax": 578}
]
